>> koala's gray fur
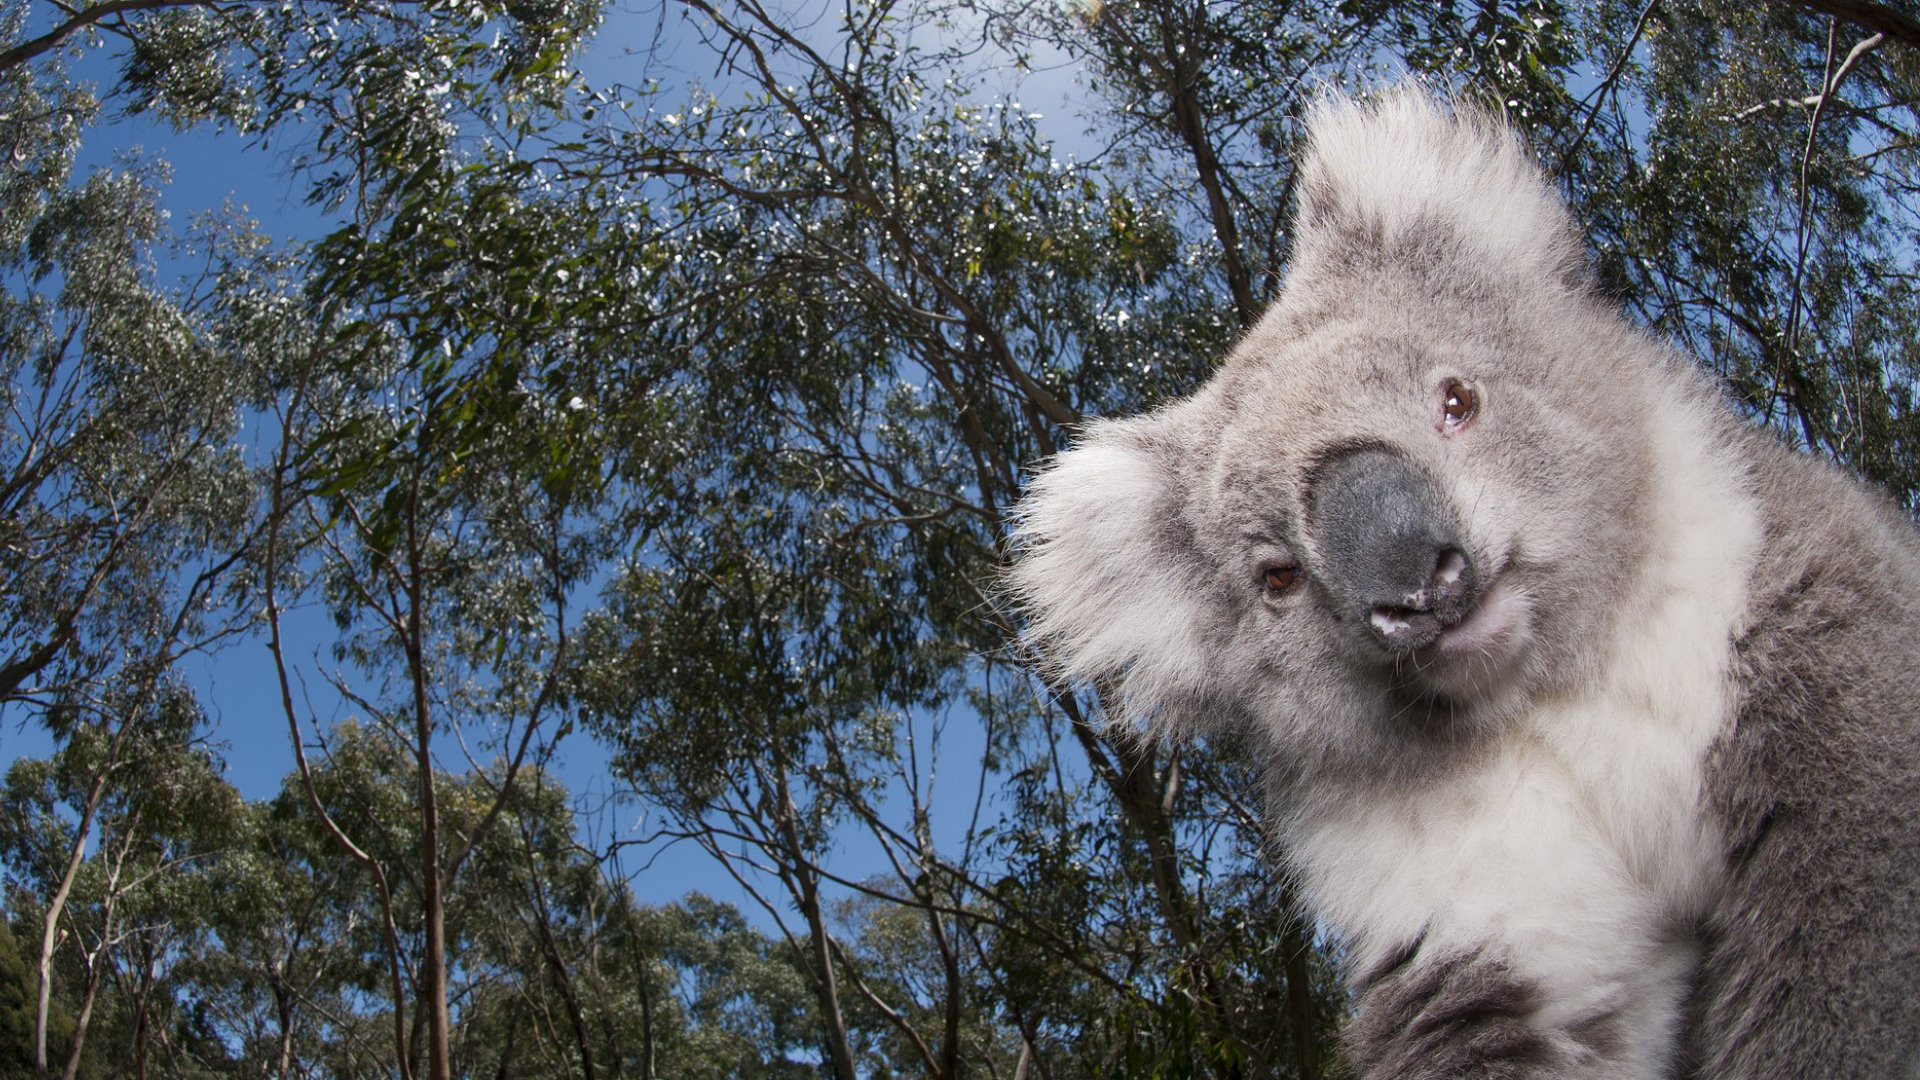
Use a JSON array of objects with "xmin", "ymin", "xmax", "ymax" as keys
[{"xmin": 1010, "ymin": 88, "xmax": 1920, "ymax": 1078}]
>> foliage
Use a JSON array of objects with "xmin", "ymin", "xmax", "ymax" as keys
[
  {"xmin": 0, "ymin": 0, "xmax": 1913, "ymax": 1077},
  {"xmin": 1566, "ymin": 1, "xmax": 1920, "ymax": 503}
]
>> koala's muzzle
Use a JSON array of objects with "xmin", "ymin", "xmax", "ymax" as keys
[{"xmin": 1309, "ymin": 447, "xmax": 1482, "ymax": 652}]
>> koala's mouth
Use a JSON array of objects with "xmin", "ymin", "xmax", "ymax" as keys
[
  {"xmin": 1423, "ymin": 573, "xmax": 1523, "ymax": 658},
  {"xmin": 1365, "ymin": 569, "xmax": 1522, "ymax": 659}
]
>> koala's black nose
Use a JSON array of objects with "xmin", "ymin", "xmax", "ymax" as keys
[{"xmin": 1308, "ymin": 447, "xmax": 1480, "ymax": 651}]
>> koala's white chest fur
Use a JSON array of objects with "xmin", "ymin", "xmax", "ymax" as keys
[{"xmin": 1287, "ymin": 401, "xmax": 1762, "ymax": 1069}]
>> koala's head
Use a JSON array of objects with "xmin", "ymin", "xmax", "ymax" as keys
[{"xmin": 1012, "ymin": 89, "xmax": 1673, "ymax": 772}]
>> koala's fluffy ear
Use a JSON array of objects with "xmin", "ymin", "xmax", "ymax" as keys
[
  {"xmin": 1009, "ymin": 410, "xmax": 1219, "ymax": 733},
  {"xmin": 1292, "ymin": 87, "xmax": 1591, "ymax": 293}
]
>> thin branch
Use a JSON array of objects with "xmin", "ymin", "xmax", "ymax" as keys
[
  {"xmin": 0, "ymin": 0, "xmax": 224, "ymax": 72},
  {"xmin": 1777, "ymin": 0, "xmax": 1920, "ymax": 52},
  {"xmin": 265, "ymin": 368, "xmax": 417, "ymax": 1080},
  {"xmin": 1782, "ymin": 24, "xmax": 1883, "ymax": 450},
  {"xmin": 1561, "ymin": 0, "xmax": 1659, "ymax": 172}
]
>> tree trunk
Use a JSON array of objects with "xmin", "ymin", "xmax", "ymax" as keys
[
  {"xmin": 33, "ymin": 765, "xmax": 114, "ymax": 1080},
  {"xmin": 768, "ymin": 759, "xmax": 858, "ymax": 1080},
  {"xmin": 526, "ymin": 842, "xmax": 598, "ymax": 1080},
  {"xmin": 406, "ymin": 491, "xmax": 454, "ymax": 1080},
  {"xmin": 275, "ymin": 978, "xmax": 296, "ymax": 1080},
  {"xmin": 1282, "ymin": 921, "xmax": 1321, "ymax": 1080}
]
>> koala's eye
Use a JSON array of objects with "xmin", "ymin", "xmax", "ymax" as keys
[
  {"xmin": 1262, "ymin": 564, "xmax": 1301, "ymax": 595},
  {"xmin": 1440, "ymin": 378, "xmax": 1479, "ymax": 433}
]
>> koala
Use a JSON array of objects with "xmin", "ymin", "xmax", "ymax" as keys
[{"xmin": 1010, "ymin": 88, "xmax": 1920, "ymax": 1078}]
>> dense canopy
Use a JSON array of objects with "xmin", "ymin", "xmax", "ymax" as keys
[{"xmin": 0, "ymin": 1, "xmax": 1914, "ymax": 1077}]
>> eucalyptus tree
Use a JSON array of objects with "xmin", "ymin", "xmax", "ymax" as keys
[
  {"xmin": 1548, "ymin": 0, "xmax": 1920, "ymax": 502},
  {"xmin": 180, "ymin": 791, "xmax": 359, "ymax": 1080},
  {"xmin": 2, "ymin": 0, "xmax": 613, "ymax": 1076},
  {"xmin": 0, "ymin": 0, "xmax": 1912, "ymax": 1076},
  {"xmin": 0, "ymin": 682, "xmax": 242, "ymax": 1080},
  {"xmin": 0, "ymin": 17, "xmax": 286, "ymax": 1077}
]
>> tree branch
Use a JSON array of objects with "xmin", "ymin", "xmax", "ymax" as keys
[
  {"xmin": 1777, "ymin": 0, "xmax": 1920, "ymax": 52},
  {"xmin": 0, "ymin": 0, "xmax": 222, "ymax": 73}
]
